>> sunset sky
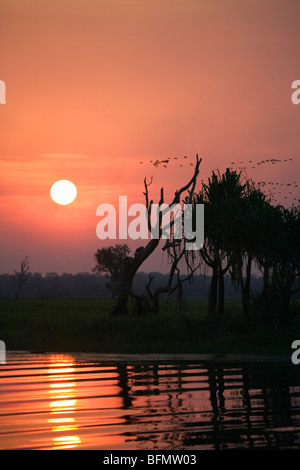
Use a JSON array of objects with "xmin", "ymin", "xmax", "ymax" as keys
[{"xmin": 0, "ymin": 0, "xmax": 299, "ymax": 275}]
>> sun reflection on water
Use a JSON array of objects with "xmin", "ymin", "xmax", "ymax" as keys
[{"xmin": 47, "ymin": 358, "xmax": 81, "ymax": 449}]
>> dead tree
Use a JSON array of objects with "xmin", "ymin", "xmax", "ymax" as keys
[
  {"xmin": 14, "ymin": 256, "xmax": 31, "ymax": 299},
  {"xmin": 144, "ymin": 165, "xmax": 201, "ymax": 315},
  {"xmin": 111, "ymin": 154, "xmax": 202, "ymax": 316},
  {"xmin": 145, "ymin": 240, "xmax": 200, "ymax": 314}
]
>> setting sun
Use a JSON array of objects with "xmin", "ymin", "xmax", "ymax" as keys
[{"xmin": 50, "ymin": 180, "xmax": 77, "ymax": 205}]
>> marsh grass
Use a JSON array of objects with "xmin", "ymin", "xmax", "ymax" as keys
[{"xmin": 0, "ymin": 298, "xmax": 299, "ymax": 354}]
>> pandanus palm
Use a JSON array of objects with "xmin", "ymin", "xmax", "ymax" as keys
[
  {"xmin": 228, "ymin": 185, "xmax": 276, "ymax": 315},
  {"xmin": 192, "ymin": 168, "xmax": 246, "ymax": 316},
  {"xmin": 251, "ymin": 198, "xmax": 282, "ymax": 299},
  {"xmin": 269, "ymin": 204, "xmax": 300, "ymax": 324}
]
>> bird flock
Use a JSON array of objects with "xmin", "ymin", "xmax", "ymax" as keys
[
  {"xmin": 228, "ymin": 157, "xmax": 299, "ymax": 205},
  {"xmin": 139, "ymin": 155, "xmax": 299, "ymax": 207},
  {"xmin": 140, "ymin": 155, "xmax": 194, "ymax": 168}
]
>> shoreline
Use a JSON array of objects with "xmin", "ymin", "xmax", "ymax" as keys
[{"xmin": 5, "ymin": 349, "xmax": 293, "ymax": 365}]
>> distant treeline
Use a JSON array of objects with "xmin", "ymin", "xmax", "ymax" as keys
[{"xmin": 1, "ymin": 271, "xmax": 297, "ymax": 300}]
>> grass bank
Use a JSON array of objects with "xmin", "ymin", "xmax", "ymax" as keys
[{"xmin": 0, "ymin": 298, "xmax": 299, "ymax": 354}]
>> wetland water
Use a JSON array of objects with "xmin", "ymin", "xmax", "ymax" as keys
[{"xmin": 1, "ymin": 351, "xmax": 300, "ymax": 450}]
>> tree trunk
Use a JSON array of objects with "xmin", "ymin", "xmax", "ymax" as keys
[
  {"xmin": 208, "ymin": 267, "xmax": 218, "ymax": 315},
  {"xmin": 240, "ymin": 255, "xmax": 252, "ymax": 317},
  {"xmin": 111, "ymin": 274, "xmax": 134, "ymax": 315},
  {"xmin": 245, "ymin": 255, "xmax": 252, "ymax": 299},
  {"xmin": 178, "ymin": 281, "xmax": 184, "ymax": 314},
  {"xmin": 236, "ymin": 255, "xmax": 248, "ymax": 316},
  {"xmin": 218, "ymin": 263, "xmax": 225, "ymax": 316},
  {"xmin": 262, "ymin": 263, "xmax": 269, "ymax": 298},
  {"xmin": 111, "ymin": 239, "xmax": 160, "ymax": 316}
]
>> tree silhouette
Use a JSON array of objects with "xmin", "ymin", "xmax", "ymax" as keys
[
  {"xmin": 228, "ymin": 182, "xmax": 269, "ymax": 316},
  {"xmin": 142, "ymin": 238, "xmax": 200, "ymax": 315},
  {"xmin": 111, "ymin": 154, "xmax": 202, "ymax": 316},
  {"xmin": 93, "ymin": 244, "xmax": 131, "ymax": 299},
  {"xmin": 14, "ymin": 256, "xmax": 31, "ymax": 299},
  {"xmin": 192, "ymin": 168, "xmax": 246, "ymax": 316},
  {"xmin": 268, "ymin": 205, "xmax": 300, "ymax": 324}
]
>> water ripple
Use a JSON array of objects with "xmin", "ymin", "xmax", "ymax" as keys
[{"xmin": 1, "ymin": 352, "xmax": 300, "ymax": 449}]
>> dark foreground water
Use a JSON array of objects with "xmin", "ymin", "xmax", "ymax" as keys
[{"xmin": 1, "ymin": 351, "xmax": 300, "ymax": 450}]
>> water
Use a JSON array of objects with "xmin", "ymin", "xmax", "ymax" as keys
[{"xmin": 1, "ymin": 351, "xmax": 300, "ymax": 450}]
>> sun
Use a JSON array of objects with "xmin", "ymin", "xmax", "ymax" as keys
[{"xmin": 50, "ymin": 180, "xmax": 77, "ymax": 205}]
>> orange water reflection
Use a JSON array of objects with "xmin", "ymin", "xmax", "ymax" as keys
[
  {"xmin": 2, "ymin": 353, "xmax": 300, "ymax": 450},
  {"xmin": 47, "ymin": 358, "xmax": 81, "ymax": 449}
]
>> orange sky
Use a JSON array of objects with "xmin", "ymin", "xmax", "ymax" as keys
[{"xmin": 0, "ymin": 0, "xmax": 299, "ymax": 274}]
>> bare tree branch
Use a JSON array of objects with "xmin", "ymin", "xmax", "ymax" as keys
[
  {"xmin": 111, "ymin": 154, "xmax": 202, "ymax": 315},
  {"xmin": 14, "ymin": 256, "xmax": 31, "ymax": 299}
]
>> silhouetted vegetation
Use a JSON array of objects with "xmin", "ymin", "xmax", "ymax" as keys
[
  {"xmin": 89, "ymin": 163, "xmax": 299, "ymax": 325},
  {"xmin": 93, "ymin": 244, "xmax": 131, "ymax": 299},
  {"xmin": 189, "ymin": 168, "xmax": 300, "ymax": 326},
  {"xmin": 109, "ymin": 154, "xmax": 202, "ymax": 316},
  {"xmin": 14, "ymin": 256, "xmax": 31, "ymax": 300}
]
